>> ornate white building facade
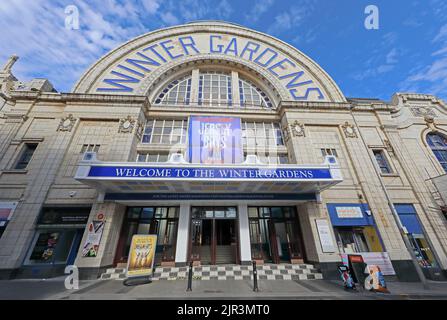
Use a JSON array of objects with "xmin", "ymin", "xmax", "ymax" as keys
[{"xmin": 0, "ymin": 22, "xmax": 446, "ymax": 281}]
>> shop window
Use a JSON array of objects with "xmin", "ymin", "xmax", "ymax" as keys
[
  {"xmin": 25, "ymin": 229, "xmax": 84, "ymax": 265},
  {"xmin": 373, "ymin": 149, "xmax": 392, "ymax": 174},
  {"xmin": 136, "ymin": 152, "xmax": 170, "ymax": 163},
  {"xmin": 115, "ymin": 207, "xmax": 180, "ymax": 265},
  {"xmin": 327, "ymin": 203, "xmax": 384, "ymax": 254},
  {"xmin": 394, "ymin": 204, "xmax": 438, "ymax": 268},
  {"xmin": 142, "ymin": 119, "xmax": 187, "ymax": 144},
  {"xmin": 321, "ymin": 148, "xmax": 338, "ymax": 157},
  {"xmin": 14, "ymin": 143, "xmax": 38, "ymax": 169},
  {"xmin": 426, "ymin": 132, "xmax": 447, "ymax": 172},
  {"xmin": 80, "ymin": 144, "xmax": 100, "ymax": 154}
]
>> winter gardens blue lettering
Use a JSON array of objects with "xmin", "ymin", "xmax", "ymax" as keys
[
  {"xmin": 87, "ymin": 166, "xmax": 332, "ymax": 180},
  {"xmin": 97, "ymin": 35, "xmax": 324, "ymax": 101}
]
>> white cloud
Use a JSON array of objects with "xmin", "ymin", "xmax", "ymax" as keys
[
  {"xmin": 161, "ymin": 12, "xmax": 180, "ymax": 26},
  {"xmin": 245, "ymin": 0, "xmax": 274, "ymax": 23},
  {"xmin": 141, "ymin": 0, "xmax": 160, "ymax": 14},
  {"xmin": 400, "ymin": 23, "xmax": 447, "ymax": 97}
]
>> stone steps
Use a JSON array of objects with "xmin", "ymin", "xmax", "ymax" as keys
[{"xmin": 100, "ymin": 263, "xmax": 323, "ymax": 281}]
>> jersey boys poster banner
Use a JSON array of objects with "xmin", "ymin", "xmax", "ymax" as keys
[
  {"xmin": 126, "ymin": 235, "xmax": 157, "ymax": 278},
  {"xmin": 188, "ymin": 116, "xmax": 243, "ymax": 164}
]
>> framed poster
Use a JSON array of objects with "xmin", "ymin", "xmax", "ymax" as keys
[
  {"xmin": 82, "ymin": 220, "xmax": 105, "ymax": 257},
  {"xmin": 188, "ymin": 116, "xmax": 243, "ymax": 164},
  {"xmin": 315, "ymin": 219, "xmax": 336, "ymax": 253},
  {"xmin": 126, "ymin": 235, "xmax": 158, "ymax": 278}
]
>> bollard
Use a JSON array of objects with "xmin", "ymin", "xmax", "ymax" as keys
[
  {"xmin": 186, "ymin": 260, "xmax": 193, "ymax": 292},
  {"xmin": 252, "ymin": 261, "xmax": 259, "ymax": 292}
]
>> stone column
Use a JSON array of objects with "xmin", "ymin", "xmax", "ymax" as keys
[
  {"xmin": 74, "ymin": 201, "xmax": 125, "ymax": 279},
  {"xmin": 238, "ymin": 204, "xmax": 252, "ymax": 264},
  {"xmin": 175, "ymin": 202, "xmax": 191, "ymax": 266}
]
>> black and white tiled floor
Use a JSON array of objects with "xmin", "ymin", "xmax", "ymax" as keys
[{"xmin": 101, "ymin": 264, "xmax": 323, "ymax": 281}]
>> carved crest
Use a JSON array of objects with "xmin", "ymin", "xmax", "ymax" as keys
[
  {"xmin": 57, "ymin": 114, "xmax": 77, "ymax": 132},
  {"xmin": 118, "ymin": 116, "xmax": 136, "ymax": 133},
  {"xmin": 342, "ymin": 122, "xmax": 357, "ymax": 138}
]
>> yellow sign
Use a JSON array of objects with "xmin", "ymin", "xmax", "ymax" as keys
[{"xmin": 126, "ymin": 235, "xmax": 157, "ymax": 278}]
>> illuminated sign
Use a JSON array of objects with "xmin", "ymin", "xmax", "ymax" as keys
[
  {"xmin": 188, "ymin": 116, "xmax": 243, "ymax": 164},
  {"xmin": 87, "ymin": 166, "xmax": 333, "ymax": 181},
  {"xmin": 96, "ymin": 34, "xmax": 325, "ymax": 101}
]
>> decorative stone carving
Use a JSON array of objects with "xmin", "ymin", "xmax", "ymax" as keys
[
  {"xmin": 282, "ymin": 124, "xmax": 291, "ymax": 142},
  {"xmin": 342, "ymin": 122, "xmax": 357, "ymax": 138},
  {"xmin": 290, "ymin": 121, "xmax": 305, "ymax": 137},
  {"xmin": 135, "ymin": 121, "xmax": 144, "ymax": 139},
  {"xmin": 57, "ymin": 114, "xmax": 77, "ymax": 132},
  {"xmin": 410, "ymin": 106, "xmax": 436, "ymax": 118},
  {"xmin": 424, "ymin": 115, "xmax": 435, "ymax": 124},
  {"xmin": 384, "ymin": 139, "xmax": 395, "ymax": 156},
  {"xmin": 118, "ymin": 116, "xmax": 136, "ymax": 133}
]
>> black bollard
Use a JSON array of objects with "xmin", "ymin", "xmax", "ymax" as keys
[
  {"xmin": 186, "ymin": 260, "xmax": 193, "ymax": 292},
  {"xmin": 252, "ymin": 261, "xmax": 259, "ymax": 292}
]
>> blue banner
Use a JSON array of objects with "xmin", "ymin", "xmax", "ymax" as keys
[
  {"xmin": 87, "ymin": 166, "xmax": 332, "ymax": 180},
  {"xmin": 188, "ymin": 116, "xmax": 243, "ymax": 164}
]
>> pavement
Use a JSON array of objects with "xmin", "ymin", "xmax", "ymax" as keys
[{"xmin": 1, "ymin": 277, "xmax": 447, "ymax": 300}]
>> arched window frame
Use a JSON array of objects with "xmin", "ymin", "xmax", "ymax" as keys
[
  {"xmin": 154, "ymin": 75, "xmax": 192, "ymax": 105},
  {"xmin": 427, "ymin": 132, "xmax": 447, "ymax": 172},
  {"xmin": 152, "ymin": 69, "xmax": 275, "ymax": 109}
]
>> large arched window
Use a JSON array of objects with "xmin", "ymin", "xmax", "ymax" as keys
[
  {"xmin": 154, "ymin": 75, "xmax": 192, "ymax": 105},
  {"xmin": 198, "ymin": 71, "xmax": 232, "ymax": 106},
  {"xmin": 153, "ymin": 70, "xmax": 274, "ymax": 109},
  {"xmin": 427, "ymin": 132, "xmax": 447, "ymax": 172},
  {"xmin": 239, "ymin": 78, "xmax": 273, "ymax": 108}
]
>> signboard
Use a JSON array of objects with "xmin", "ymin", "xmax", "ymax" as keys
[
  {"xmin": 341, "ymin": 252, "xmax": 395, "ymax": 276},
  {"xmin": 0, "ymin": 202, "xmax": 18, "ymax": 221},
  {"xmin": 336, "ymin": 206, "xmax": 363, "ymax": 219},
  {"xmin": 189, "ymin": 116, "xmax": 243, "ymax": 164},
  {"xmin": 315, "ymin": 219, "xmax": 336, "ymax": 253},
  {"xmin": 82, "ymin": 221, "xmax": 105, "ymax": 257},
  {"xmin": 95, "ymin": 33, "xmax": 325, "ymax": 102},
  {"xmin": 38, "ymin": 207, "xmax": 90, "ymax": 225},
  {"xmin": 87, "ymin": 166, "xmax": 332, "ymax": 181},
  {"xmin": 126, "ymin": 235, "xmax": 157, "ymax": 278}
]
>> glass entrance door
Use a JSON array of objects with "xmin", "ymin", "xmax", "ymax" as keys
[
  {"xmin": 190, "ymin": 207, "xmax": 238, "ymax": 265},
  {"xmin": 248, "ymin": 207, "xmax": 305, "ymax": 264}
]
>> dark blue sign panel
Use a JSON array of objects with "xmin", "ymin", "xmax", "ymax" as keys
[
  {"xmin": 105, "ymin": 193, "xmax": 317, "ymax": 201},
  {"xmin": 188, "ymin": 116, "xmax": 243, "ymax": 164},
  {"xmin": 87, "ymin": 166, "xmax": 332, "ymax": 180}
]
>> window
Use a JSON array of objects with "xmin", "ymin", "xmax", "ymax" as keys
[
  {"xmin": 154, "ymin": 75, "xmax": 192, "ymax": 105},
  {"xmin": 394, "ymin": 204, "xmax": 438, "ymax": 268},
  {"xmin": 427, "ymin": 133, "xmax": 447, "ymax": 172},
  {"xmin": 245, "ymin": 153, "xmax": 289, "ymax": 165},
  {"xmin": 142, "ymin": 119, "xmax": 187, "ymax": 144},
  {"xmin": 115, "ymin": 207, "xmax": 180, "ymax": 264},
  {"xmin": 373, "ymin": 150, "xmax": 392, "ymax": 174},
  {"xmin": 136, "ymin": 152, "xmax": 170, "ymax": 163},
  {"xmin": 14, "ymin": 143, "xmax": 38, "ymax": 169},
  {"xmin": 80, "ymin": 144, "xmax": 100, "ymax": 154},
  {"xmin": 198, "ymin": 71, "xmax": 232, "ymax": 106},
  {"xmin": 152, "ymin": 71, "xmax": 275, "ymax": 109},
  {"xmin": 239, "ymin": 78, "xmax": 273, "ymax": 108},
  {"xmin": 242, "ymin": 122, "xmax": 284, "ymax": 147},
  {"xmin": 321, "ymin": 148, "xmax": 338, "ymax": 157}
]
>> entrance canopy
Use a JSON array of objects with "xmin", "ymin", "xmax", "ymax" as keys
[{"xmin": 75, "ymin": 154, "xmax": 342, "ymax": 201}]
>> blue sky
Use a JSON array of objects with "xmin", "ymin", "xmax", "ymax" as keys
[{"xmin": 1, "ymin": 0, "xmax": 446, "ymax": 101}]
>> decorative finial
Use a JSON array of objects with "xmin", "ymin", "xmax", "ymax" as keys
[{"xmin": 2, "ymin": 55, "xmax": 19, "ymax": 73}]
